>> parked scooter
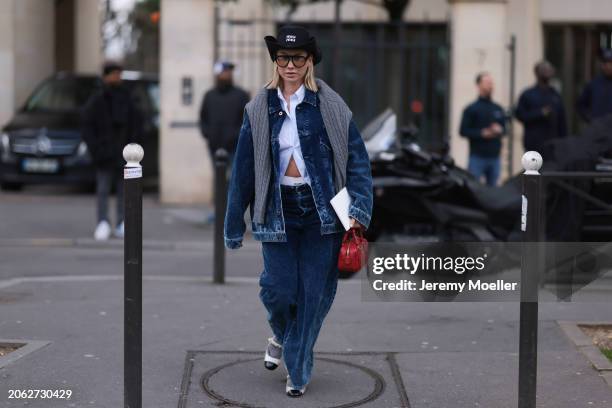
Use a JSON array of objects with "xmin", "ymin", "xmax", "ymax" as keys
[
  {"xmin": 362, "ymin": 110, "xmax": 612, "ymax": 244},
  {"xmin": 362, "ymin": 109, "xmax": 522, "ymax": 244}
]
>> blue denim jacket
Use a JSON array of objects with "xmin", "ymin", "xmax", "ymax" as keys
[{"xmin": 224, "ymin": 87, "xmax": 373, "ymax": 249}]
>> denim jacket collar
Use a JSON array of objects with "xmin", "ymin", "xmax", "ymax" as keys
[
  {"xmin": 268, "ymin": 85, "xmax": 317, "ymax": 115},
  {"xmin": 303, "ymin": 88, "xmax": 317, "ymax": 107}
]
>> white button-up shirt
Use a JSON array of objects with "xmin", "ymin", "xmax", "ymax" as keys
[{"xmin": 277, "ymin": 84, "xmax": 311, "ymax": 186}]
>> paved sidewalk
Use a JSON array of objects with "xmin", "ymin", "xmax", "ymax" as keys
[
  {"xmin": 1, "ymin": 190, "xmax": 611, "ymax": 407},
  {"xmin": 0, "ymin": 188, "xmax": 222, "ymax": 243},
  {"xmin": 1, "ymin": 272, "xmax": 611, "ymax": 407}
]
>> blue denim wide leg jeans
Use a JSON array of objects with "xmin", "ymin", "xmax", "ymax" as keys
[{"xmin": 259, "ymin": 182, "xmax": 343, "ymax": 388}]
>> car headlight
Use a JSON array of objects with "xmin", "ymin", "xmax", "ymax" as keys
[
  {"xmin": 1, "ymin": 132, "xmax": 11, "ymax": 160},
  {"xmin": 77, "ymin": 141, "xmax": 88, "ymax": 157},
  {"xmin": 1, "ymin": 133, "xmax": 9, "ymax": 151}
]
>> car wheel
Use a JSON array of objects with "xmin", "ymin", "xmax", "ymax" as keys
[
  {"xmin": 0, "ymin": 182, "xmax": 23, "ymax": 191},
  {"xmin": 77, "ymin": 182, "xmax": 96, "ymax": 194}
]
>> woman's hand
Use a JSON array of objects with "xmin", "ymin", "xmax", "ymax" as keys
[{"xmin": 349, "ymin": 217, "xmax": 363, "ymax": 229}]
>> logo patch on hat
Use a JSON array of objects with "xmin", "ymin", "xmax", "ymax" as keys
[{"xmin": 286, "ymin": 35, "xmax": 296, "ymax": 43}]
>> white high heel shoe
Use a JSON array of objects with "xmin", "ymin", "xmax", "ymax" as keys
[
  {"xmin": 264, "ymin": 336, "xmax": 282, "ymax": 370},
  {"xmin": 285, "ymin": 374, "xmax": 307, "ymax": 397}
]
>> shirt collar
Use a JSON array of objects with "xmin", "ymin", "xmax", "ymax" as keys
[{"xmin": 276, "ymin": 84, "xmax": 305, "ymax": 107}]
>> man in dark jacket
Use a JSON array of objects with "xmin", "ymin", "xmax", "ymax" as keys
[
  {"xmin": 515, "ymin": 61, "xmax": 567, "ymax": 158},
  {"xmin": 577, "ymin": 48, "xmax": 612, "ymax": 122},
  {"xmin": 199, "ymin": 61, "xmax": 249, "ymax": 168},
  {"xmin": 459, "ymin": 72, "xmax": 506, "ymax": 186},
  {"xmin": 81, "ymin": 62, "xmax": 142, "ymax": 241}
]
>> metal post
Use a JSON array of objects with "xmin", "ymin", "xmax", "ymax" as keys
[
  {"xmin": 213, "ymin": 1, "xmax": 220, "ymax": 64},
  {"xmin": 123, "ymin": 143, "xmax": 144, "ymax": 408},
  {"xmin": 332, "ymin": 0, "xmax": 341, "ymax": 89},
  {"xmin": 214, "ymin": 148, "xmax": 228, "ymax": 284},
  {"xmin": 507, "ymin": 35, "xmax": 517, "ymax": 177},
  {"xmin": 443, "ymin": 12, "xmax": 452, "ymax": 150},
  {"xmin": 518, "ymin": 151, "xmax": 543, "ymax": 408}
]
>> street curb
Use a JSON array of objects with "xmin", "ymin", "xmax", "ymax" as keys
[
  {"xmin": 0, "ymin": 274, "xmax": 363, "ymax": 290},
  {"xmin": 557, "ymin": 320, "xmax": 612, "ymax": 390},
  {"xmin": 0, "ymin": 238, "xmax": 261, "ymax": 252},
  {"xmin": 0, "ymin": 339, "xmax": 51, "ymax": 369}
]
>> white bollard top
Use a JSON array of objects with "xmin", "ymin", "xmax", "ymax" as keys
[
  {"xmin": 521, "ymin": 151, "xmax": 542, "ymax": 175},
  {"xmin": 123, "ymin": 143, "xmax": 144, "ymax": 168}
]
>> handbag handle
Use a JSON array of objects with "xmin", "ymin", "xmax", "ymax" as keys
[
  {"xmin": 344, "ymin": 227, "xmax": 364, "ymax": 251},
  {"xmin": 343, "ymin": 227, "xmax": 360, "ymax": 242},
  {"xmin": 350, "ymin": 226, "xmax": 364, "ymax": 238}
]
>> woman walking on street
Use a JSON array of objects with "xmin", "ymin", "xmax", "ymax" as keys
[{"xmin": 223, "ymin": 25, "xmax": 373, "ymax": 397}]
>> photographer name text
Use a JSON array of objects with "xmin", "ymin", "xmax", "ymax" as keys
[{"xmin": 371, "ymin": 279, "xmax": 518, "ymax": 292}]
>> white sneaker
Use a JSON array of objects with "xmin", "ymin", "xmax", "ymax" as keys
[
  {"xmin": 94, "ymin": 220, "xmax": 112, "ymax": 241},
  {"xmin": 114, "ymin": 222, "xmax": 124, "ymax": 239}
]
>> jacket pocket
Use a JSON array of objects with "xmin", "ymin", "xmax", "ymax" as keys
[
  {"xmin": 319, "ymin": 139, "xmax": 333, "ymax": 170},
  {"xmin": 319, "ymin": 138, "xmax": 332, "ymax": 153}
]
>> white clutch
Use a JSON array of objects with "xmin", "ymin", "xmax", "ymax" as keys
[{"xmin": 330, "ymin": 187, "xmax": 352, "ymax": 231}]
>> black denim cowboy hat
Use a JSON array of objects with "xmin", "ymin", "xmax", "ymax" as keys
[{"xmin": 264, "ymin": 25, "xmax": 322, "ymax": 65}]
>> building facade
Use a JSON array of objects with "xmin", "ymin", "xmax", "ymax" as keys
[
  {"xmin": 0, "ymin": 0, "xmax": 101, "ymax": 128},
  {"xmin": 1, "ymin": 0, "xmax": 611, "ymax": 203}
]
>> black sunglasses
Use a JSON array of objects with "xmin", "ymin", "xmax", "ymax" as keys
[{"xmin": 274, "ymin": 54, "xmax": 309, "ymax": 68}]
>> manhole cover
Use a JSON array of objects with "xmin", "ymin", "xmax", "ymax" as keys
[{"xmin": 178, "ymin": 351, "xmax": 410, "ymax": 408}]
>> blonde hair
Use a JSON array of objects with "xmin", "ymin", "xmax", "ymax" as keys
[{"xmin": 265, "ymin": 58, "xmax": 318, "ymax": 92}]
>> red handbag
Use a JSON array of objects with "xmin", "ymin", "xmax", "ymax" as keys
[{"xmin": 337, "ymin": 226, "xmax": 369, "ymax": 273}]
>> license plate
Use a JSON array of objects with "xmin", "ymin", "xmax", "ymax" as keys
[{"xmin": 22, "ymin": 158, "xmax": 60, "ymax": 173}]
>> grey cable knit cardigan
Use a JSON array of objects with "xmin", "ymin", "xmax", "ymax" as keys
[{"xmin": 244, "ymin": 78, "xmax": 352, "ymax": 224}]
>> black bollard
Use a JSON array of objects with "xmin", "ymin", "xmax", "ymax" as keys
[
  {"xmin": 518, "ymin": 151, "xmax": 543, "ymax": 408},
  {"xmin": 213, "ymin": 148, "xmax": 228, "ymax": 284},
  {"xmin": 123, "ymin": 143, "xmax": 144, "ymax": 408}
]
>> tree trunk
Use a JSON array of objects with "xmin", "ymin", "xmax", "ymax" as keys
[{"xmin": 382, "ymin": 0, "xmax": 410, "ymax": 22}]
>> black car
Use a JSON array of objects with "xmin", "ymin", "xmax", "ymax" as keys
[{"xmin": 0, "ymin": 72, "xmax": 159, "ymax": 190}]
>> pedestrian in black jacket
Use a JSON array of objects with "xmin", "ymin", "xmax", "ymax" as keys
[
  {"xmin": 577, "ymin": 49, "xmax": 612, "ymax": 122},
  {"xmin": 81, "ymin": 62, "xmax": 143, "ymax": 241},
  {"xmin": 459, "ymin": 72, "xmax": 506, "ymax": 186},
  {"xmin": 199, "ymin": 61, "xmax": 249, "ymax": 223},
  {"xmin": 199, "ymin": 61, "xmax": 250, "ymax": 166},
  {"xmin": 515, "ymin": 61, "xmax": 567, "ymax": 158}
]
